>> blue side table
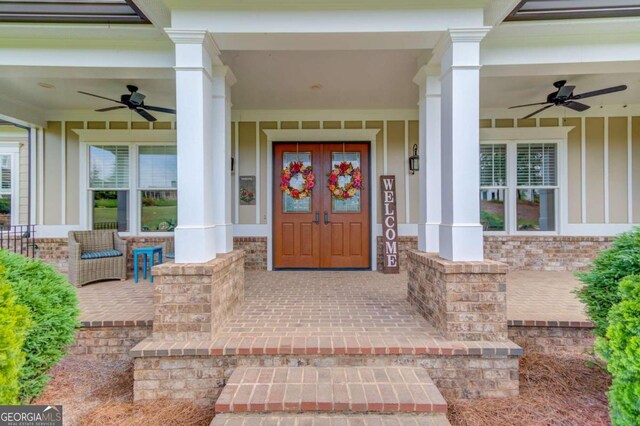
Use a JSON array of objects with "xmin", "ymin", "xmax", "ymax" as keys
[{"xmin": 133, "ymin": 246, "xmax": 163, "ymax": 284}]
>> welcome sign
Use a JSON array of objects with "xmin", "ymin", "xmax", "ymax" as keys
[{"xmin": 380, "ymin": 175, "xmax": 399, "ymax": 274}]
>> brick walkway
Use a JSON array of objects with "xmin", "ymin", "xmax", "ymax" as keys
[{"xmin": 76, "ymin": 270, "xmax": 588, "ymax": 327}]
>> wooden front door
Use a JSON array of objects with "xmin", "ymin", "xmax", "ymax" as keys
[{"xmin": 273, "ymin": 142, "xmax": 370, "ymax": 269}]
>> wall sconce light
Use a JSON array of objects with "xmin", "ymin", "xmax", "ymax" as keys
[{"xmin": 409, "ymin": 144, "xmax": 419, "ymax": 174}]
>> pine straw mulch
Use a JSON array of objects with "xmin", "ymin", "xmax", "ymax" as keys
[
  {"xmin": 448, "ymin": 350, "xmax": 612, "ymax": 426},
  {"xmin": 34, "ymin": 357, "xmax": 212, "ymax": 426}
]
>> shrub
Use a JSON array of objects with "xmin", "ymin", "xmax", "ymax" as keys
[
  {"xmin": 0, "ymin": 251, "xmax": 79, "ymax": 403},
  {"xmin": 597, "ymin": 275, "xmax": 640, "ymax": 425},
  {"xmin": 576, "ymin": 227, "xmax": 640, "ymax": 337},
  {"xmin": 0, "ymin": 268, "xmax": 32, "ymax": 405}
]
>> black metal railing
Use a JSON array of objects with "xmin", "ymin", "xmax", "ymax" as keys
[{"xmin": 0, "ymin": 224, "xmax": 36, "ymax": 258}]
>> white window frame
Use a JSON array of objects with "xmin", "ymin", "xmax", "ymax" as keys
[
  {"xmin": 481, "ymin": 139, "xmax": 563, "ymax": 236},
  {"xmin": 77, "ymin": 130, "xmax": 177, "ymax": 236},
  {"xmin": 0, "ymin": 144, "xmax": 20, "ymax": 227}
]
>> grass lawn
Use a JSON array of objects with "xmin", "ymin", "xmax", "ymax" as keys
[{"xmin": 93, "ymin": 206, "xmax": 176, "ymax": 231}]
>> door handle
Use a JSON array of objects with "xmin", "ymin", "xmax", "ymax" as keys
[
  {"xmin": 314, "ymin": 211, "xmax": 320, "ymax": 224},
  {"xmin": 324, "ymin": 211, "xmax": 330, "ymax": 225}
]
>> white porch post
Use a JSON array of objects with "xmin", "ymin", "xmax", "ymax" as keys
[
  {"xmin": 166, "ymin": 29, "xmax": 232, "ymax": 263},
  {"xmin": 437, "ymin": 28, "xmax": 490, "ymax": 261},
  {"xmin": 211, "ymin": 66, "xmax": 236, "ymax": 254},
  {"xmin": 414, "ymin": 66, "xmax": 441, "ymax": 253}
]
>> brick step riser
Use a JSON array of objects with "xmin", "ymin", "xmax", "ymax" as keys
[{"xmin": 212, "ymin": 413, "xmax": 452, "ymax": 426}]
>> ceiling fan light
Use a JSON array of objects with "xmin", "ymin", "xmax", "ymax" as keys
[{"xmin": 130, "ymin": 92, "xmax": 145, "ymax": 106}]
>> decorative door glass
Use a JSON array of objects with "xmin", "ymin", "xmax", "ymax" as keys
[
  {"xmin": 331, "ymin": 152, "xmax": 361, "ymax": 213},
  {"xmin": 282, "ymin": 152, "xmax": 312, "ymax": 213}
]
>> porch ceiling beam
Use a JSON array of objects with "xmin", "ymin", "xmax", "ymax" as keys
[{"xmin": 170, "ymin": 9, "xmax": 484, "ymax": 36}]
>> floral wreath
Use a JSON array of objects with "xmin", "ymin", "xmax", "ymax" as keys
[
  {"xmin": 327, "ymin": 161, "xmax": 363, "ymax": 200},
  {"xmin": 280, "ymin": 161, "xmax": 315, "ymax": 200}
]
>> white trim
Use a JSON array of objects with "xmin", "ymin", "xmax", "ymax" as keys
[
  {"xmin": 604, "ymin": 117, "xmax": 609, "ymax": 224},
  {"xmin": 36, "ymin": 128, "xmax": 44, "ymax": 225},
  {"xmin": 563, "ymin": 224, "xmax": 637, "ymax": 236},
  {"xmin": 233, "ymin": 224, "xmax": 267, "ymax": 237},
  {"xmin": 255, "ymin": 123, "xmax": 260, "ymax": 224},
  {"xmin": 29, "ymin": 127, "xmax": 37, "ymax": 225},
  {"xmin": 404, "ymin": 120, "xmax": 410, "ymax": 224},
  {"xmin": 581, "ymin": 117, "xmax": 587, "ymax": 224},
  {"xmin": 34, "ymin": 224, "xmax": 79, "ymax": 238},
  {"xmin": 375, "ymin": 223, "xmax": 417, "ymax": 236},
  {"xmin": 628, "ymin": 116, "xmax": 633, "ymax": 224},
  {"xmin": 264, "ymin": 128, "xmax": 379, "ymax": 271},
  {"xmin": 234, "ymin": 121, "xmax": 239, "ymax": 225},
  {"xmin": 72, "ymin": 129, "xmax": 176, "ymax": 142},
  {"xmin": 60, "ymin": 121, "xmax": 66, "ymax": 225},
  {"xmin": 232, "ymin": 109, "xmax": 419, "ymax": 122}
]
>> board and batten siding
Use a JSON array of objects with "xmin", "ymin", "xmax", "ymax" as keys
[
  {"xmin": 37, "ymin": 114, "xmax": 640, "ymax": 232},
  {"xmin": 481, "ymin": 116, "xmax": 640, "ymax": 226}
]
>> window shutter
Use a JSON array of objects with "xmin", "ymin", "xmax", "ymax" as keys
[
  {"xmin": 0, "ymin": 155, "xmax": 11, "ymax": 193},
  {"xmin": 480, "ymin": 144, "xmax": 507, "ymax": 187},
  {"xmin": 139, "ymin": 146, "xmax": 177, "ymax": 189},
  {"xmin": 89, "ymin": 146, "xmax": 129, "ymax": 189},
  {"xmin": 517, "ymin": 143, "xmax": 557, "ymax": 186}
]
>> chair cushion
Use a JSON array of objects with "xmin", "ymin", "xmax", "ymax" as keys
[{"xmin": 80, "ymin": 249, "xmax": 123, "ymax": 260}]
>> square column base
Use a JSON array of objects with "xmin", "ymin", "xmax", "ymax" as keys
[
  {"xmin": 215, "ymin": 223, "xmax": 234, "ymax": 254},
  {"xmin": 151, "ymin": 250, "xmax": 245, "ymax": 341},
  {"xmin": 407, "ymin": 250, "xmax": 508, "ymax": 341},
  {"xmin": 174, "ymin": 225, "xmax": 217, "ymax": 263},
  {"xmin": 439, "ymin": 224, "xmax": 483, "ymax": 261},
  {"xmin": 417, "ymin": 222, "xmax": 440, "ymax": 253}
]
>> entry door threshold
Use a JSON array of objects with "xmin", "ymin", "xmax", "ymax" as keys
[{"xmin": 274, "ymin": 267, "xmax": 371, "ymax": 271}]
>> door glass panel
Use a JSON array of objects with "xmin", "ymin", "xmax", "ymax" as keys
[
  {"xmin": 331, "ymin": 152, "xmax": 361, "ymax": 213},
  {"xmin": 282, "ymin": 151, "xmax": 312, "ymax": 213}
]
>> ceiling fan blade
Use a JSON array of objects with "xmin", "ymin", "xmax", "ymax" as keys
[
  {"xmin": 562, "ymin": 101, "xmax": 590, "ymax": 112},
  {"xmin": 508, "ymin": 102, "xmax": 551, "ymax": 109},
  {"xmin": 135, "ymin": 108, "xmax": 157, "ymax": 122},
  {"xmin": 522, "ymin": 104, "xmax": 554, "ymax": 120},
  {"xmin": 95, "ymin": 106, "xmax": 127, "ymax": 112},
  {"xmin": 556, "ymin": 85, "xmax": 575, "ymax": 98},
  {"xmin": 78, "ymin": 91, "xmax": 123, "ymax": 104},
  {"xmin": 573, "ymin": 85, "xmax": 627, "ymax": 100},
  {"xmin": 142, "ymin": 105, "xmax": 176, "ymax": 114}
]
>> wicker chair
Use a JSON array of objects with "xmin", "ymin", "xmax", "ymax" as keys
[{"xmin": 68, "ymin": 230, "xmax": 127, "ymax": 287}]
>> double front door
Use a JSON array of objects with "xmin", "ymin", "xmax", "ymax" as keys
[{"xmin": 273, "ymin": 142, "xmax": 370, "ymax": 269}]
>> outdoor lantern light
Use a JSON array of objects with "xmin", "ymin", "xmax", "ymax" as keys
[{"xmin": 409, "ymin": 144, "xmax": 419, "ymax": 174}]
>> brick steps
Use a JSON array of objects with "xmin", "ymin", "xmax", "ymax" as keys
[
  {"xmin": 215, "ymin": 366, "xmax": 448, "ymax": 417},
  {"xmin": 211, "ymin": 413, "xmax": 451, "ymax": 425}
]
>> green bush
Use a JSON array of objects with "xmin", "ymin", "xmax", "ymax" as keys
[
  {"xmin": 0, "ymin": 197, "xmax": 10, "ymax": 214},
  {"xmin": 576, "ymin": 227, "xmax": 640, "ymax": 337},
  {"xmin": 597, "ymin": 275, "xmax": 640, "ymax": 425},
  {"xmin": 0, "ymin": 268, "xmax": 32, "ymax": 405},
  {"xmin": 0, "ymin": 251, "xmax": 79, "ymax": 403}
]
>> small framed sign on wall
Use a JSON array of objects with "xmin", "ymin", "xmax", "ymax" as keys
[
  {"xmin": 380, "ymin": 175, "xmax": 399, "ymax": 274},
  {"xmin": 239, "ymin": 176, "xmax": 256, "ymax": 205}
]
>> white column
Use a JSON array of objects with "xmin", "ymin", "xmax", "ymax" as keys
[
  {"xmin": 414, "ymin": 65, "xmax": 441, "ymax": 253},
  {"xmin": 437, "ymin": 28, "xmax": 490, "ymax": 261},
  {"xmin": 211, "ymin": 66, "xmax": 236, "ymax": 253},
  {"xmin": 166, "ymin": 29, "xmax": 226, "ymax": 263}
]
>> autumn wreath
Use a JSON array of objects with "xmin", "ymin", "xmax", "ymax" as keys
[
  {"xmin": 327, "ymin": 161, "xmax": 363, "ymax": 200},
  {"xmin": 280, "ymin": 161, "xmax": 315, "ymax": 200}
]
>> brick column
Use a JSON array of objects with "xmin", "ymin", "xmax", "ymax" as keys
[
  {"xmin": 407, "ymin": 250, "xmax": 508, "ymax": 341},
  {"xmin": 151, "ymin": 250, "xmax": 244, "ymax": 341}
]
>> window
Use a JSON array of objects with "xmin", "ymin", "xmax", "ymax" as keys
[
  {"xmin": 139, "ymin": 146, "xmax": 177, "ymax": 232},
  {"xmin": 0, "ymin": 154, "xmax": 13, "ymax": 227},
  {"xmin": 89, "ymin": 145, "xmax": 129, "ymax": 231},
  {"xmin": 480, "ymin": 142, "xmax": 558, "ymax": 233}
]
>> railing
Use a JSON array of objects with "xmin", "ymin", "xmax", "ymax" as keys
[
  {"xmin": 94, "ymin": 221, "xmax": 118, "ymax": 230},
  {"xmin": 0, "ymin": 224, "xmax": 36, "ymax": 258}
]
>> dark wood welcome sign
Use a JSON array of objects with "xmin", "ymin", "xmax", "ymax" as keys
[{"xmin": 380, "ymin": 175, "xmax": 399, "ymax": 274}]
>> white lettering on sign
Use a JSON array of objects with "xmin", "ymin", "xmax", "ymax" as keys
[{"xmin": 380, "ymin": 176, "xmax": 399, "ymax": 274}]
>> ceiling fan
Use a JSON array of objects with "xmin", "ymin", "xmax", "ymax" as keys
[
  {"xmin": 509, "ymin": 80, "xmax": 627, "ymax": 119},
  {"xmin": 77, "ymin": 85, "xmax": 176, "ymax": 122}
]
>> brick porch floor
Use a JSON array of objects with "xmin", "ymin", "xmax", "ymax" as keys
[{"xmin": 76, "ymin": 269, "xmax": 589, "ymax": 328}]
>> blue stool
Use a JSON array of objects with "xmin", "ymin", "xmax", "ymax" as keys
[{"xmin": 133, "ymin": 246, "xmax": 163, "ymax": 284}]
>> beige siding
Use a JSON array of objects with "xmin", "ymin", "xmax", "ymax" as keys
[
  {"xmin": 564, "ymin": 118, "xmax": 582, "ymax": 224},
  {"xmin": 43, "ymin": 121, "xmax": 62, "ymax": 225},
  {"xmin": 495, "ymin": 118, "xmax": 514, "ymax": 128},
  {"xmin": 65, "ymin": 122, "xmax": 83, "ymax": 225},
  {"xmin": 517, "ymin": 118, "xmax": 536, "ymax": 128},
  {"xmin": 238, "ymin": 121, "xmax": 257, "ymax": 224},
  {"xmin": 301, "ymin": 121, "xmax": 320, "ymax": 129},
  {"xmin": 323, "ymin": 121, "xmax": 341, "ymax": 129},
  {"xmin": 540, "ymin": 118, "xmax": 559, "ymax": 127},
  {"xmin": 231, "ymin": 124, "xmax": 236, "ymax": 224},
  {"xmin": 585, "ymin": 118, "xmax": 605, "ymax": 223},
  {"xmin": 387, "ymin": 121, "xmax": 406, "ymax": 224},
  {"xmin": 259, "ymin": 121, "xmax": 277, "ymax": 224},
  {"xmin": 408, "ymin": 120, "xmax": 419, "ymax": 223},
  {"xmin": 608, "ymin": 117, "xmax": 628, "ymax": 223}
]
